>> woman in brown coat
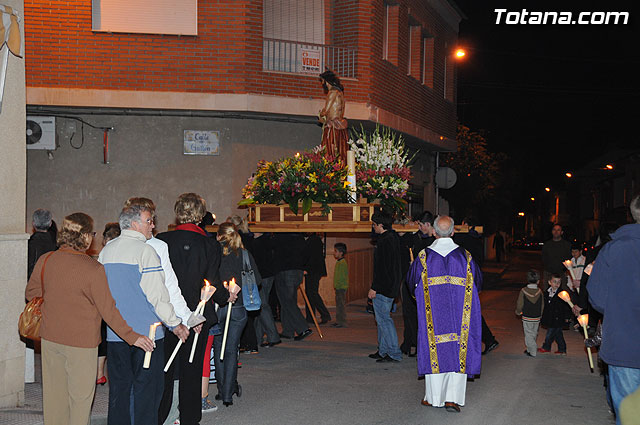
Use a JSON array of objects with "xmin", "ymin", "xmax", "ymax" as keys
[{"xmin": 26, "ymin": 212, "xmax": 153, "ymax": 425}]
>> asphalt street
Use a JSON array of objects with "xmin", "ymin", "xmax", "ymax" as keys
[{"xmin": 0, "ymin": 249, "xmax": 613, "ymax": 425}]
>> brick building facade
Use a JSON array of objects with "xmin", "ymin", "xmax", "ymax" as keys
[
  {"xmin": 25, "ymin": 0, "xmax": 461, "ymax": 140},
  {"xmin": 24, "ymin": 0, "xmax": 463, "ymax": 230}
]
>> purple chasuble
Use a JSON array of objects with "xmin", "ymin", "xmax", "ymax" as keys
[{"xmin": 406, "ymin": 246, "xmax": 482, "ymax": 376}]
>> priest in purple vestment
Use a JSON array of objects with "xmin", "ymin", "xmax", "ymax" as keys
[{"xmin": 406, "ymin": 215, "xmax": 482, "ymax": 413}]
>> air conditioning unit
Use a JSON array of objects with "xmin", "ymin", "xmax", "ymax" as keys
[{"xmin": 26, "ymin": 116, "xmax": 56, "ymax": 150}]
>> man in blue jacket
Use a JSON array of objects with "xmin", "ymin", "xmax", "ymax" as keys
[{"xmin": 588, "ymin": 194, "xmax": 640, "ymax": 425}]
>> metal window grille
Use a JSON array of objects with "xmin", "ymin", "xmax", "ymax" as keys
[{"xmin": 262, "ymin": 0, "xmax": 357, "ymax": 78}]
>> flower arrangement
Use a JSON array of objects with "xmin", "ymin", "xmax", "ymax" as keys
[
  {"xmin": 240, "ymin": 146, "xmax": 348, "ymax": 215},
  {"xmin": 348, "ymin": 125, "xmax": 414, "ymax": 215}
]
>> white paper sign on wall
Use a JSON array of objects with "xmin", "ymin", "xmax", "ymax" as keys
[{"xmin": 183, "ymin": 130, "xmax": 220, "ymax": 156}]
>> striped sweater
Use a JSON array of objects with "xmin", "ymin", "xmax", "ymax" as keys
[{"xmin": 99, "ymin": 229, "xmax": 180, "ymax": 341}]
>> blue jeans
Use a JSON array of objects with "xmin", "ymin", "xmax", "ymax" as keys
[
  {"xmin": 609, "ymin": 365, "xmax": 640, "ymax": 425},
  {"xmin": 372, "ymin": 294, "xmax": 402, "ymax": 361},
  {"xmin": 542, "ymin": 327, "xmax": 566, "ymax": 352},
  {"xmin": 213, "ymin": 305, "xmax": 247, "ymax": 403}
]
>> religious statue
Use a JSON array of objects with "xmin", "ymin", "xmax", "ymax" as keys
[{"xmin": 318, "ymin": 69, "xmax": 348, "ymax": 163}]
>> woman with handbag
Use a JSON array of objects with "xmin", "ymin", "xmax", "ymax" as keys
[
  {"xmin": 25, "ymin": 212, "xmax": 154, "ymax": 425},
  {"xmin": 214, "ymin": 222, "xmax": 262, "ymax": 406}
]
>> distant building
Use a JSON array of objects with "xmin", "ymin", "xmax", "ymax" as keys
[{"xmin": 542, "ymin": 150, "xmax": 640, "ymax": 243}]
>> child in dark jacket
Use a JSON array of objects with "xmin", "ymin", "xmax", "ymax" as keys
[
  {"xmin": 515, "ymin": 269, "xmax": 544, "ymax": 357},
  {"xmin": 538, "ymin": 274, "xmax": 571, "ymax": 355}
]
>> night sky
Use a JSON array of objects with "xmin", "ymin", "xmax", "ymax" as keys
[{"xmin": 453, "ymin": 0, "xmax": 639, "ymax": 198}]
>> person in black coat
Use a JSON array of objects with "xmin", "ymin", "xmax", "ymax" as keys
[
  {"xmin": 368, "ymin": 210, "xmax": 403, "ymax": 362},
  {"xmin": 156, "ymin": 193, "xmax": 231, "ymax": 425},
  {"xmin": 539, "ymin": 274, "xmax": 571, "ymax": 354},
  {"xmin": 400, "ymin": 211, "xmax": 434, "ymax": 356},
  {"xmin": 454, "ymin": 219, "xmax": 499, "ymax": 355},
  {"xmin": 27, "ymin": 209, "xmax": 57, "ymax": 279},
  {"xmin": 303, "ymin": 233, "xmax": 331, "ymax": 324},
  {"xmin": 273, "ymin": 233, "xmax": 312, "ymax": 340},
  {"xmin": 252, "ymin": 233, "xmax": 281, "ymax": 346}
]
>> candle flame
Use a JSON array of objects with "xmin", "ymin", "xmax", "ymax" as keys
[
  {"xmin": 577, "ymin": 314, "xmax": 589, "ymax": 327},
  {"xmin": 204, "ymin": 279, "xmax": 210, "ymax": 287},
  {"xmin": 228, "ymin": 278, "xmax": 241, "ymax": 294},
  {"xmin": 584, "ymin": 263, "xmax": 593, "ymax": 276},
  {"xmin": 558, "ymin": 291, "xmax": 570, "ymax": 303}
]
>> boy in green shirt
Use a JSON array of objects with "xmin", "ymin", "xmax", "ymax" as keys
[{"xmin": 332, "ymin": 243, "xmax": 349, "ymax": 328}]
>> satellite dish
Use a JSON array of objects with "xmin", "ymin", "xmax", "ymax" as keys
[{"xmin": 435, "ymin": 167, "xmax": 457, "ymax": 189}]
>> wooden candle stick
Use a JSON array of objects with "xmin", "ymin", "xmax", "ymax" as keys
[{"xmin": 299, "ymin": 283, "xmax": 323, "ymax": 339}]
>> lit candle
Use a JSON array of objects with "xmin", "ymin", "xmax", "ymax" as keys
[
  {"xmin": 201, "ymin": 279, "xmax": 216, "ymax": 308},
  {"xmin": 563, "ymin": 260, "xmax": 576, "ymax": 281},
  {"xmin": 188, "ymin": 279, "xmax": 217, "ymax": 363},
  {"xmin": 143, "ymin": 322, "xmax": 161, "ymax": 369},
  {"xmin": 577, "ymin": 314, "xmax": 594, "ymax": 371},
  {"xmin": 558, "ymin": 291, "xmax": 574, "ymax": 308},
  {"xmin": 584, "ymin": 263, "xmax": 593, "ymax": 276}
]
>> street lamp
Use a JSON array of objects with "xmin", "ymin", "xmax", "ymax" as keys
[
  {"xmin": 455, "ymin": 48, "xmax": 466, "ymax": 59},
  {"xmin": 565, "ymin": 172, "xmax": 572, "ymax": 178},
  {"xmin": 606, "ymin": 164, "xmax": 614, "ymax": 170},
  {"xmin": 530, "ymin": 197, "xmax": 535, "ymax": 201},
  {"xmin": 518, "ymin": 212, "xmax": 525, "ymax": 216},
  {"xmin": 545, "ymin": 187, "xmax": 551, "ymax": 192}
]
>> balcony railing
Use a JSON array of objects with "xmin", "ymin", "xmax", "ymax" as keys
[{"xmin": 263, "ymin": 38, "xmax": 357, "ymax": 79}]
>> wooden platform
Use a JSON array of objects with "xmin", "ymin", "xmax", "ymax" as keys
[{"xmin": 191, "ymin": 203, "xmax": 482, "ymax": 234}]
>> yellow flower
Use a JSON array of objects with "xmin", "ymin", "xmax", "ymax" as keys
[
  {"xmin": 309, "ymin": 172, "xmax": 318, "ymax": 183},
  {"xmin": 343, "ymin": 181, "xmax": 351, "ymax": 188}
]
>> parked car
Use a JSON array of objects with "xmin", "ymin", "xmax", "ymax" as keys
[{"xmin": 513, "ymin": 237, "xmax": 544, "ymax": 250}]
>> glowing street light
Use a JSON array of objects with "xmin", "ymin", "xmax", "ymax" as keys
[
  {"xmin": 455, "ymin": 48, "xmax": 466, "ymax": 59},
  {"xmin": 565, "ymin": 172, "xmax": 573, "ymax": 178},
  {"xmin": 518, "ymin": 212, "xmax": 525, "ymax": 216},
  {"xmin": 530, "ymin": 197, "xmax": 535, "ymax": 201},
  {"xmin": 545, "ymin": 187, "xmax": 551, "ymax": 192},
  {"xmin": 606, "ymin": 164, "xmax": 614, "ymax": 170}
]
